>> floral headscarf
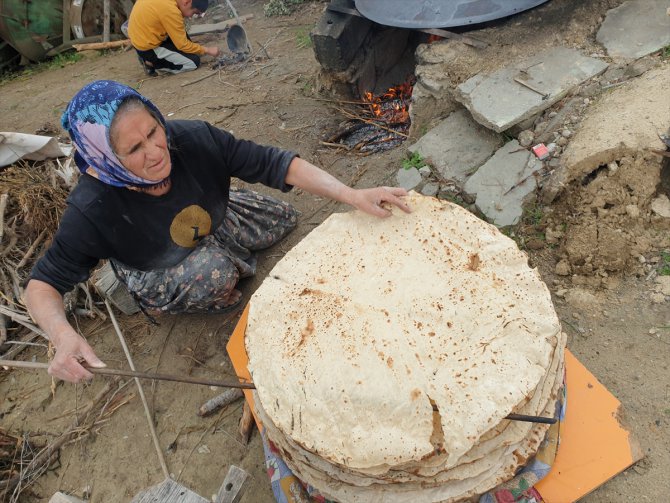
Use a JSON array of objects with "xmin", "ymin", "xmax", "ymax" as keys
[{"xmin": 61, "ymin": 80, "xmax": 169, "ymax": 188}]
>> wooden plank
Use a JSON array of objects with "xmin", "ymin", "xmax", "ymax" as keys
[
  {"xmin": 187, "ymin": 15, "xmax": 254, "ymax": 36},
  {"xmin": 215, "ymin": 465, "xmax": 249, "ymax": 503},
  {"xmin": 131, "ymin": 478, "xmax": 209, "ymax": 503},
  {"xmin": 92, "ymin": 261, "xmax": 140, "ymax": 315}
]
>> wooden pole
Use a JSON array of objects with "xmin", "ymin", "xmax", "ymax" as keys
[
  {"xmin": 73, "ymin": 39, "xmax": 131, "ymax": 51},
  {"xmin": 105, "ymin": 300, "xmax": 170, "ymax": 479},
  {"xmin": 103, "ymin": 0, "xmax": 110, "ymax": 43},
  {"xmin": 62, "ymin": 0, "xmax": 71, "ymax": 44}
]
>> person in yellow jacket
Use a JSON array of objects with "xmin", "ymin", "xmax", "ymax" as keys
[{"xmin": 127, "ymin": 0, "xmax": 220, "ymax": 75}]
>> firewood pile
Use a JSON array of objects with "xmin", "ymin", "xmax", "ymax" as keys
[{"xmin": 0, "ymin": 158, "xmax": 104, "ymax": 355}]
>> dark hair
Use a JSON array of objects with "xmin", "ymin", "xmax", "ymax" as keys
[{"xmin": 109, "ymin": 96, "xmax": 166, "ymax": 154}]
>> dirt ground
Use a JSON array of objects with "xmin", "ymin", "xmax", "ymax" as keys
[{"xmin": 0, "ymin": 0, "xmax": 669, "ymax": 502}]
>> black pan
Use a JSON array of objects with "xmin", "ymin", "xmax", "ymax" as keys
[{"xmin": 354, "ymin": 0, "xmax": 551, "ymax": 28}]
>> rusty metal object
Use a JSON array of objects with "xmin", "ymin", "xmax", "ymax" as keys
[{"xmin": 69, "ymin": 0, "xmax": 131, "ymax": 40}]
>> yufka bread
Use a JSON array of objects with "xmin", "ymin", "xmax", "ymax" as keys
[{"xmin": 246, "ymin": 192, "xmax": 565, "ymax": 502}]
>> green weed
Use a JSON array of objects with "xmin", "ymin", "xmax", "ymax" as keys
[
  {"xmin": 523, "ymin": 203, "xmax": 544, "ymax": 226},
  {"xmin": 296, "ymin": 29, "xmax": 312, "ymax": 49},
  {"xmin": 0, "ymin": 51, "xmax": 82, "ymax": 85},
  {"xmin": 661, "ymin": 45, "xmax": 670, "ymax": 60},
  {"xmin": 659, "ymin": 251, "xmax": 670, "ymax": 276},
  {"xmin": 402, "ymin": 152, "xmax": 424, "ymax": 170}
]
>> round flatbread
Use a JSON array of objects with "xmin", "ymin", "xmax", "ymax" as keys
[{"xmin": 246, "ymin": 192, "xmax": 561, "ymax": 472}]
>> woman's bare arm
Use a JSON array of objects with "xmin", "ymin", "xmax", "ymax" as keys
[
  {"xmin": 24, "ymin": 279, "xmax": 105, "ymax": 382},
  {"xmin": 285, "ymin": 157, "xmax": 411, "ymax": 217}
]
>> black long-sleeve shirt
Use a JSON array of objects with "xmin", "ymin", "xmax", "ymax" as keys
[{"xmin": 30, "ymin": 120, "xmax": 296, "ymax": 294}]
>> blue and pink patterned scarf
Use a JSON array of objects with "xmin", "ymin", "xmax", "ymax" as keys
[{"xmin": 61, "ymin": 79, "xmax": 169, "ymax": 188}]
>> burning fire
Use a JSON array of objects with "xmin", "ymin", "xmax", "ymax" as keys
[
  {"xmin": 363, "ymin": 81, "xmax": 413, "ymax": 125},
  {"xmin": 327, "ymin": 78, "xmax": 415, "ymax": 154}
]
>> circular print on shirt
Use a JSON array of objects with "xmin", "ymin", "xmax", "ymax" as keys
[{"xmin": 170, "ymin": 205, "xmax": 212, "ymax": 248}]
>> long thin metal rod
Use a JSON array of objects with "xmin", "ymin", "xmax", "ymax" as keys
[
  {"xmin": 105, "ymin": 300, "xmax": 170, "ymax": 479},
  {"xmin": 0, "ymin": 359, "xmax": 255, "ymax": 389},
  {"xmin": 4, "ymin": 358, "xmax": 557, "ymax": 424}
]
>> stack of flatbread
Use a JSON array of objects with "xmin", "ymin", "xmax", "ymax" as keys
[{"xmin": 246, "ymin": 192, "xmax": 565, "ymax": 502}]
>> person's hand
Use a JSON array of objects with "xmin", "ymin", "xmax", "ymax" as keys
[
  {"xmin": 349, "ymin": 187, "xmax": 411, "ymax": 218},
  {"xmin": 204, "ymin": 46, "xmax": 220, "ymax": 57},
  {"xmin": 48, "ymin": 331, "xmax": 106, "ymax": 383}
]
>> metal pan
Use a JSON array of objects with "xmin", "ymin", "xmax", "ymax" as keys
[{"xmin": 354, "ymin": 0, "xmax": 551, "ymax": 29}]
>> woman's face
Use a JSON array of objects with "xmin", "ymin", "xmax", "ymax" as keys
[{"xmin": 111, "ymin": 107, "xmax": 171, "ymax": 182}]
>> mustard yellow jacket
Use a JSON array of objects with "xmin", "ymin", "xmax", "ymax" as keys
[{"xmin": 128, "ymin": 0, "xmax": 205, "ymax": 55}]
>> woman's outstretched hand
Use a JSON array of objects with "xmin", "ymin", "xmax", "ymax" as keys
[{"xmin": 350, "ymin": 187, "xmax": 411, "ymax": 217}]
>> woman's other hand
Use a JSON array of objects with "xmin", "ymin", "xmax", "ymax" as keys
[
  {"xmin": 350, "ymin": 187, "xmax": 411, "ymax": 217},
  {"xmin": 48, "ymin": 331, "xmax": 106, "ymax": 383}
]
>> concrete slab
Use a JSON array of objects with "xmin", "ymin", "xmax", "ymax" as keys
[
  {"xmin": 454, "ymin": 47, "xmax": 608, "ymax": 132},
  {"xmin": 463, "ymin": 140, "xmax": 543, "ymax": 227},
  {"xmin": 596, "ymin": 0, "xmax": 670, "ymax": 60},
  {"xmin": 396, "ymin": 167, "xmax": 422, "ymax": 190},
  {"xmin": 542, "ymin": 65, "xmax": 670, "ymax": 203},
  {"xmin": 408, "ymin": 109, "xmax": 502, "ymax": 185}
]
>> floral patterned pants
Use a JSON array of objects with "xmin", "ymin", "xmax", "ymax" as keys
[{"xmin": 113, "ymin": 189, "xmax": 297, "ymax": 314}]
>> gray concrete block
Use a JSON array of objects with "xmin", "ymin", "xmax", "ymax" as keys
[
  {"xmin": 454, "ymin": 47, "xmax": 608, "ymax": 132},
  {"xmin": 463, "ymin": 140, "xmax": 543, "ymax": 227},
  {"xmin": 597, "ymin": 0, "xmax": 670, "ymax": 60},
  {"xmin": 311, "ymin": 0, "xmax": 371, "ymax": 71},
  {"xmin": 408, "ymin": 109, "xmax": 502, "ymax": 186},
  {"xmin": 396, "ymin": 167, "xmax": 422, "ymax": 190}
]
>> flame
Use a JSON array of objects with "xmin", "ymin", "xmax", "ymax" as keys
[{"xmin": 362, "ymin": 80, "xmax": 414, "ymax": 124}]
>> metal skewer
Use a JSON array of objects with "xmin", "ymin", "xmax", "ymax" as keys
[
  {"xmin": 1, "ymin": 359, "xmax": 557, "ymax": 424},
  {"xmin": 0, "ymin": 359, "xmax": 255, "ymax": 389}
]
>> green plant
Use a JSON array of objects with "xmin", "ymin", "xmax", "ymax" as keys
[
  {"xmin": 522, "ymin": 203, "xmax": 544, "ymax": 227},
  {"xmin": 659, "ymin": 251, "xmax": 670, "ymax": 276},
  {"xmin": 0, "ymin": 51, "xmax": 82, "ymax": 85},
  {"xmin": 402, "ymin": 152, "xmax": 424, "ymax": 170},
  {"xmin": 661, "ymin": 45, "xmax": 670, "ymax": 60},
  {"xmin": 296, "ymin": 29, "xmax": 312, "ymax": 49}
]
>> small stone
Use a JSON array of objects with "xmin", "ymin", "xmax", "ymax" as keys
[
  {"xmin": 547, "ymin": 142, "xmax": 557, "ymax": 153},
  {"xmin": 197, "ymin": 445, "xmax": 211, "ymax": 454},
  {"xmin": 548, "ymin": 158, "xmax": 561, "ymax": 169},
  {"xmin": 555, "ymin": 260, "xmax": 571, "ymax": 276},
  {"xmin": 518, "ymin": 129, "xmax": 534, "ymax": 147},
  {"xmin": 555, "ymin": 288, "xmax": 568, "ymax": 298},
  {"xmin": 578, "ymin": 327, "xmax": 586, "ymax": 334},
  {"xmin": 607, "ymin": 162, "xmax": 619, "ymax": 174},
  {"xmin": 561, "ymin": 129, "xmax": 572, "ymax": 138},
  {"xmin": 557, "ymin": 136, "xmax": 569, "ymax": 147},
  {"xmin": 602, "ymin": 310, "xmax": 608, "ymax": 316},
  {"xmin": 650, "ymin": 292, "xmax": 666, "ymax": 304},
  {"xmin": 626, "ymin": 205, "xmax": 640, "ymax": 218},
  {"xmin": 548, "ymin": 111, "xmax": 558, "ymax": 118},
  {"xmin": 418, "ymin": 165, "xmax": 432, "ymax": 177},
  {"xmin": 570, "ymin": 115, "xmax": 580, "ymax": 123},
  {"xmin": 638, "ymin": 255, "xmax": 646, "ymax": 264},
  {"xmin": 649, "ymin": 328, "xmax": 657, "ymax": 335},
  {"xmin": 572, "ymin": 312, "xmax": 581, "ymax": 320},
  {"xmin": 534, "ymin": 121, "xmax": 548, "ymax": 134},
  {"xmin": 583, "ymin": 98, "xmax": 591, "ymax": 105},
  {"xmin": 650, "ymin": 195, "xmax": 670, "ymax": 218},
  {"xmin": 421, "ymin": 182, "xmax": 440, "ymax": 197}
]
